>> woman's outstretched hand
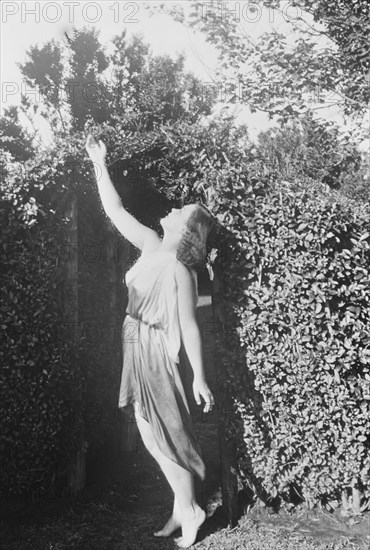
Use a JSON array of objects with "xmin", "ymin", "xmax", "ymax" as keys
[
  {"xmin": 193, "ymin": 377, "xmax": 215, "ymax": 413},
  {"xmin": 85, "ymin": 133, "xmax": 107, "ymax": 164}
]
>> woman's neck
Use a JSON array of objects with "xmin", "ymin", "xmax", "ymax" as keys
[{"xmin": 157, "ymin": 233, "xmax": 181, "ymax": 255}]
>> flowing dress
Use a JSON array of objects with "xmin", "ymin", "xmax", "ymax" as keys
[{"xmin": 118, "ymin": 251, "xmax": 206, "ymax": 481}]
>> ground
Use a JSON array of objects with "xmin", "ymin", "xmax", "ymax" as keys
[{"xmin": 1, "ymin": 296, "xmax": 369, "ymax": 549}]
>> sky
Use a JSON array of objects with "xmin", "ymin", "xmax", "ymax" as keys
[
  {"xmin": 2, "ymin": 1, "xmax": 263, "ymax": 141},
  {"xmin": 1, "ymin": 1, "xmax": 368, "ymax": 150}
]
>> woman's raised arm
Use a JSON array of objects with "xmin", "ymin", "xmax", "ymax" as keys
[{"xmin": 85, "ymin": 134, "xmax": 160, "ymax": 250}]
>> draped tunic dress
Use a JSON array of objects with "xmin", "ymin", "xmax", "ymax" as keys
[{"xmin": 118, "ymin": 251, "xmax": 206, "ymax": 481}]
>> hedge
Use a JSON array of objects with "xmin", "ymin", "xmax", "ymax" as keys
[
  {"xmin": 0, "ymin": 150, "xmax": 85, "ymax": 497},
  {"xmin": 212, "ymin": 179, "xmax": 370, "ymax": 510}
]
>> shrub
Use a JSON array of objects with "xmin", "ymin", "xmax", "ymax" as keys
[
  {"xmin": 0, "ymin": 151, "xmax": 84, "ymax": 497},
  {"xmin": 214, "ymin": 178, "xmax": 370, "ymax": 509}
]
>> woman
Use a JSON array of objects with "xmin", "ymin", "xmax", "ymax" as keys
[{"xmin": 85, "ymin": 134, "xmax": 215, "ymax": 548}]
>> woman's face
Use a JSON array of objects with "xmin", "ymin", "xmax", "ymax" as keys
[{"xmin": 160, "ymin": 204, "xmax": 198, "ymax": 234}]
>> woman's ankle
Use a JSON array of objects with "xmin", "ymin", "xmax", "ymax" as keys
[{"xmin": 181, "ymin": 502, "xmax": 201, "ymax": 520}]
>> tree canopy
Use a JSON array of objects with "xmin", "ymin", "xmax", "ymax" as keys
[{"xmin": 147, "ymin": 1, "xmax": 369, "ymax": 124}]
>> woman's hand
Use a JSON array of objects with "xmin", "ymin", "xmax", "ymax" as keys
[
  {"xmin": 85, "ymin": 133, "xmax": 107, "ymax": 164},
  {"xmin": 193, "ymin": 377, "xmax": 215, "ymax": 413}
]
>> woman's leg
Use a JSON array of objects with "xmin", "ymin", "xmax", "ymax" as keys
[
  {"xmin": 134, "ymin": 402, "xmax": 206, "ymax": 547},
  {"xmin": 154, "ymin": 494, "xmax": 181, "ymax": 537}
]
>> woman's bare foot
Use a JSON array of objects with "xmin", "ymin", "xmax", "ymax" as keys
[
  {"xmin": 175, "ymin": 503, "xmax": 206, "ymax": 548},
  {"xmin": 153, "ymin": 497, "xmax": 181, "ymax": 537},
  {"xmin": 153, "ymin": 515, "xmax": 181, "ymax": 537}
]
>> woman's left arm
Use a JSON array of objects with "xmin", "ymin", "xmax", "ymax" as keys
[{"xmin": 175, "ymin": 263, "xmax": 215, "ymax": 413}]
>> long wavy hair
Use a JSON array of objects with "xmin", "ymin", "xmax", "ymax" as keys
[{"xmin": 176, "ymin": 203, "xmax": 216, "ymax": 271}]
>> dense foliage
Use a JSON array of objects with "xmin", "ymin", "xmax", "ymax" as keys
[
  {"xmin": 215, "ymin": 181, "xmax": 370, "ymax": 509},
  {"xmin": 255, "ymin": 113, "xmax": 369, "ymax": 202},
  {"xmin": 0, "ymin": 147, "xmax": 84, "ymax": 496},
  {"xmin": 287, "ymin": 0, "xmax": 370, "ymax": 108},
  {"xmin": 0, "ymin": 106, "xmax": 35, "ymax": 161}
]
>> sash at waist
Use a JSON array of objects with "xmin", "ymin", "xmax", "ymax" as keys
[{"xmin": 125, "ymin": 312, "xmax": 163, "ymax": 330}]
